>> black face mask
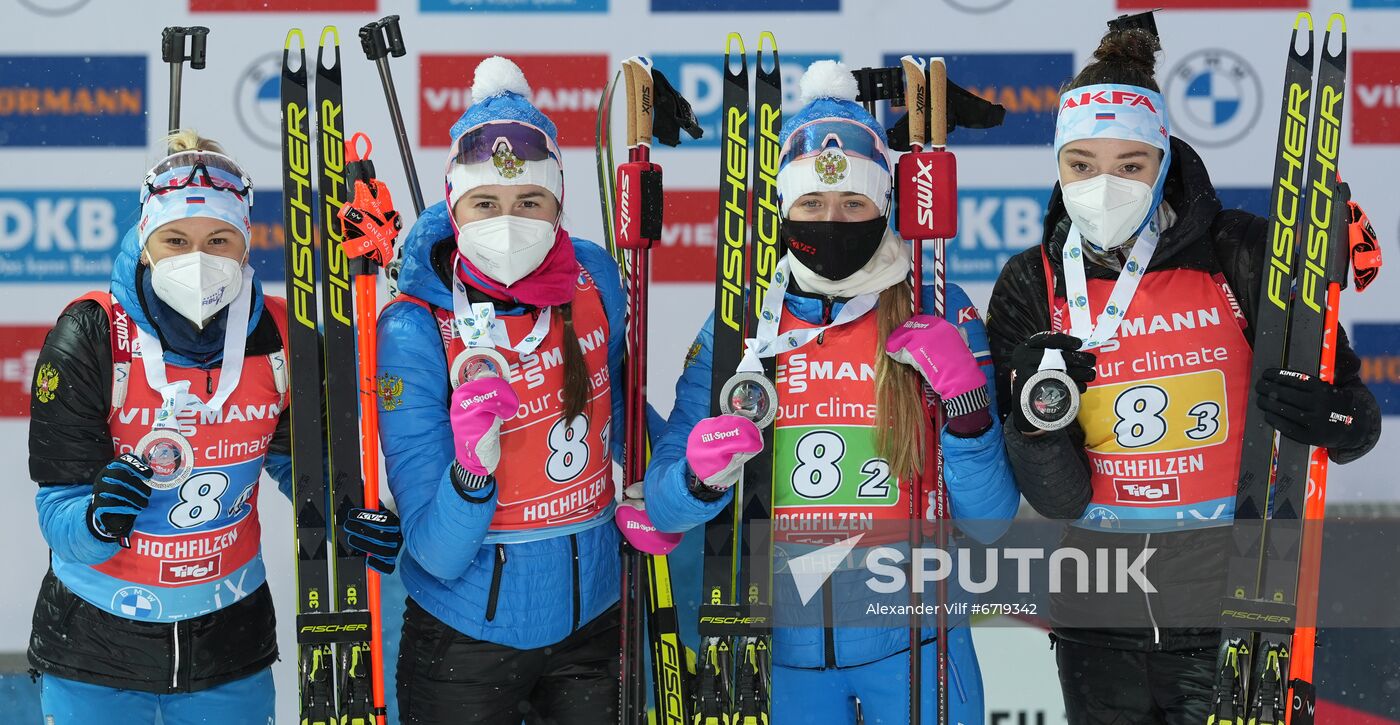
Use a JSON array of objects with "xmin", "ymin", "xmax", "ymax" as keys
[{"xmin": 781, "ymin": 217, "xmax": 888, "ymax": 281}]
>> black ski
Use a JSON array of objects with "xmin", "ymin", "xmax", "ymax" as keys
[
  {"xmin": 735, "ymin": 31, "xmax": 780, "ymax": 725},
  {"xmin": 1211, "ymin": 13, "xmax": 1348, "ymax": 725},
  {"xmin": 282, "ymin": 28, "xmax": 336, "ymax": 725},
  {"xmin": 696, "ymin": 31, "xmax": 750, "ymax": 725},
  {"xmin": 315, "ymin": 27, "xmax": 378, "ymax": 725}
]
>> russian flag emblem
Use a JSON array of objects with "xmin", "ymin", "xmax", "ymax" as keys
[{"xmin": 1095, "ymin": 112, "xmax": 1116, "ymax": 121}]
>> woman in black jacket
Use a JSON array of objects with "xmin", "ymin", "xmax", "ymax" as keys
[
  {"xmin": 27, "ymin": 130, "xmax": 400, "ymax": 723},
  {"xmin": 985, "ymin": 27, "xmax": 1380, "ymax": 723}
]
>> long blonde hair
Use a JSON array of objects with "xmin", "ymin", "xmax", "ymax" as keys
[{"xmin": 873, "ymin": 280, "xmax": 929, "ymax": 482}]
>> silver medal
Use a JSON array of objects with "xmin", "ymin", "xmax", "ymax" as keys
[
  {"xmin": 135, "ymin": 428, "xmax": 195, "ymax": 490},
  {"xmin": 720, "ymin": 371, "xmax": 778, "ymax": 429},
  {"xmin": 451, "ymin": 347, "xmax": 511, "ymax": 387}
]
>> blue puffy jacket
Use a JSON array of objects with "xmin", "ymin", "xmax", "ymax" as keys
[
  {"xmin": 376, "ymin": 202, "xmax": 628, "ymax": 649},
  {"xmin": 644, "ymin": 278, "xmax": 1020, "ymax": 669}
]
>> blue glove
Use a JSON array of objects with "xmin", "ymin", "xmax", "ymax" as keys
[
  {"xmin": 345, "ymin": 507, "xmax": 402, "ymax": 575},
  {"xmin": 87, "ymin": 454, "xmax": 154, "ymax": 544}
]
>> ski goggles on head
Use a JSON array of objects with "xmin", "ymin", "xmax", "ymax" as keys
[
  {"xmin": 451, "ymin": 121, "xmax": 560, "ymax": 168},
  {"xmin": 780, "ymin": 119, "xmax": 891, "ymax": 172},
  {"xmin": 141, "ymin": 150, "xmax": 254, "ymax": 207}
]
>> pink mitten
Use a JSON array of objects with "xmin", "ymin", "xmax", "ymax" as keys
[
  {"xmin": 450, "ymin": 376, "xmax": 521, "ymax": 476},
  {"xmin": 885, "ymin": 314, "xmax": 989, "ymax": 420},
  {"xmin": 685, "ymin": 415, "xmax": 763, "ymax": 493},
  {"xmin": 616, "ymin": 482, "xmax": 683, "ymax": 555}
]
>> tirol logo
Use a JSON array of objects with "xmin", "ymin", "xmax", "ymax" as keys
[
  {"xmin": 0, "ymin": 326, "xmax": 51, "ymax": 417},
  {"xmin": 884, "ymin": 53, "xmax": 1071, "ymax": 146},
  {"xmin": 1166, "ymin": 50, "xmax": 1262, "ymax": 147},
  {"xmin": 420, "ymin": 54, "xmax": 607, "ymax": 149},
  {"xmin": 160, "ymin": 554, "xmax": 222, "ymax": 585},
  {"xmin": 648, "ymin": 54, "xmax": 832, "ymax": 148},
  {"xmin": 421, "ymin": 0, "xmax": 606, "ymax": 11},
  {"xmin": 17, "ymin": 0, "xmax": 92, "ymax": 15},
  {"xmin": 1115, "ymin": 478, "xmax": 1181, "ymax": 504},
  {"xmin": 1353, "ymin": 52, "xmax": 1400, "ymax": 144},
  {"xmin": 0, "ymin": 190, "xmax": 132, "ymax": 281},
  {"xmin": 192, "ymin": 0, "xmax": 375, "ymax": 9},
  {"xmin": 0, "ymin": 55, "xmax": 146, "ymax": 147},
  {"xmin": 234, "ymin": 52, "xmax": 282, "ymax": 151}
]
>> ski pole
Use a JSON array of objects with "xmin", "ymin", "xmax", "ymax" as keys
[
  {"xmin": 927, "ymin": 57, "xmax": 952, "ymax": 725},
  {"xmin": 895, "ymin": 54, "xmax": 959, "ymax": 724},
  {"xmin": 338, "ymin": 131, "xmax": 402, "ymax": 725},
  {"xmin": 160, "ymin": 25, "xmax": 208, "ymax": 136},
  {"xmin": 614, "ymin": 55, "xmax": 665, "ymax": 725},
  {"xmin": 358, "ymin": 15, "xmax": 424, "ymax": 216}
]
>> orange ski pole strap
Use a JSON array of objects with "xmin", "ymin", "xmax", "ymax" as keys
[
  {"xmin": 1347, "ymin": 198, "xmax": 1380, "ymax": 292},
  {"xmin": 339, "ymin": 131, "xmax": 402, "ymax": 268}
]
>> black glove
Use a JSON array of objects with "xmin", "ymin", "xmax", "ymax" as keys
[
  {"xmin": 344, "ymin": 506, "xmax": 403, "ymax": 575},
  {"xmin": 650, "ymin": 66, "xmax": 704, "ymax": 147},
  {"xmin": 1009, "ymin": 332, "xmax": 1096, "ymax": 434},
  {"xmin": 87, "ymin": 454, "xmax": 154, "ymax": 543},
  {"xmin": 1256, "ymin": 368, "xmax": 1370, "ymax": 450}
]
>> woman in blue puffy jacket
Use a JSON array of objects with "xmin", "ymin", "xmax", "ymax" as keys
[
  {"xmin": 375, "ymin": 57, "xmax": 630, "ymax": 724},
  {"xmin": 643, "ymin": 61, "xmax": 1021, "ymax": 724}
]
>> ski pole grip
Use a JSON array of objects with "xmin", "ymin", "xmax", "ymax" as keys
[
  {"xmin": 384, "ymin": 15, "xmax": 407, "ymax": 57},
  {"xmin": 359, "ymin": 16, "xmax": 404, "ymax": 61},
  {"xmin": 622, "ymin": 56, "xmax": 654, "ymax": 148},
  {"xmin": 614, "ymin": 162, "xmax": 662, "ymax": 250},
  {"xmin": 900, "ymin": 56, "xmax": 928, "ymax": 150},
  {"xmin": 929, "ymin": 58, "xmax": 948, "ymax": 148},
  {"xmin": 358, "ymin": 23, "xmax": 387, "ymax": 61},
  {"xmin": 188, "ymin": 27, "xmax": 209, "ymax": 70}
]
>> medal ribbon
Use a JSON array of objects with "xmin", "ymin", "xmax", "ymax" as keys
[
  {"xmin": 736, "ymin": 255, "xmax": 879, "ymax": 374},
  {"xmin": 1060, "ymin": 218, "xmax": 1161, "ymax": 350},
  {"xmin": 452, "ymin": 273, "xmax": 551, "ymax": 355},
  {"xmin": 134, "ymin": 266, "xmax": 254, "ymax": 432}
]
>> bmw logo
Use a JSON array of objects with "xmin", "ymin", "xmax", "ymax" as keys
[
  {"xmin": 113, "ymin": 586, "xmax": 163, "ymax": 620},
  {"xmin": 234, "ymin": 52, "xmax": 284, "ymax": 151},
  {"xmin": 1166, "ymin": 49, "xmax": 1263, "ymax": 148}
]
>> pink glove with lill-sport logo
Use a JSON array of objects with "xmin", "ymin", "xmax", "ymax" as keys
[
  {"xmin": 686, "ymin": 414, "xmax": 763, "ymax": 493},
  {"xmin": 885, "ymin": 314, "xmax": 991, "ymax": 426},
  {"xmin": 450, "ymin": 376, "xmax": 522, "ymax": 477}
]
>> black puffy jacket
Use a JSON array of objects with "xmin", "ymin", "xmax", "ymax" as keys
[
  {"xmin": 985, "ymin": 137, "xmax": 1381, "ymax": 652},
  {"xmin": 27, "ymin": 296, "xmax": 289, "ymax": 692}
]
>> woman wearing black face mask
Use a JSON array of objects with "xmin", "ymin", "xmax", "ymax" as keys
[
  {"xmin": 985, "ymin": 27, "xmax": 1381, "ymax": 723},
  {"xmin": 642, "ymin": 60, "xmax": 1020, "ymax": 724}
]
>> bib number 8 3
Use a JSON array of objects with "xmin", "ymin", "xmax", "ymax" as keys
[{"xmin": 1110, "ymin": 384, "xmax": 1221, "ymax": 449}]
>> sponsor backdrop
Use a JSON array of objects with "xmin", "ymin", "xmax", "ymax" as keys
[{"xmin": 5, "ymin": 0, "xmax": 1400, "ymax": 721}]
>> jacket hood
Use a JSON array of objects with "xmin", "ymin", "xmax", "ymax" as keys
[
  {"xmin": 1042, "ymin": 136, "xmax": 1223, "ymax": 276},
  {"xmin": 111, "ymin": 224, "xmax": 266, "ymax": 366},
  {"xmin": 395, "ymin": 201, "xmax": 457, "ymax": 309}
]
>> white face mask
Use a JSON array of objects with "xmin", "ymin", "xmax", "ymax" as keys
[
  {"xmin": 148, "ymin": 251, "xmax": 245, "ymax": 328},
  {"xmin": 1060, "ymin": 174, "xmax": 1156, "ymax": 251},
  {"xmin": 456, "ymin": 214, "xmax": 557, "ymax": 286}
]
